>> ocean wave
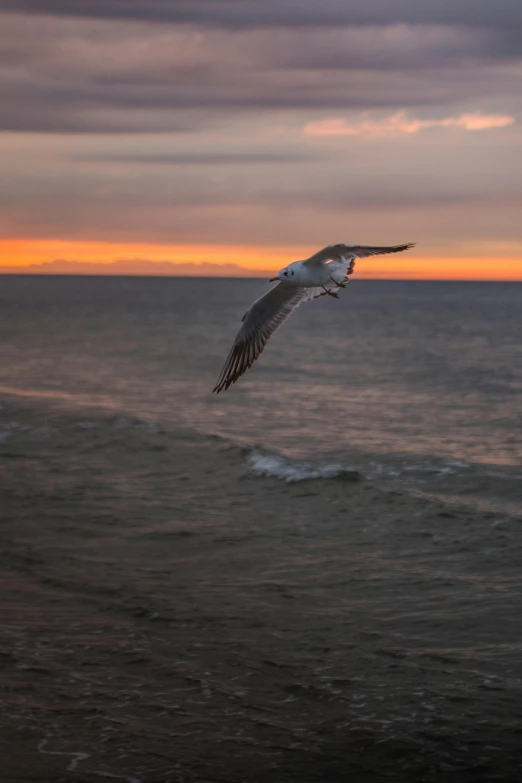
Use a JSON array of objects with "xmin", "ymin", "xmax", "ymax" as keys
[
  {"xmin": 367, "ymin": 457, "xmax": 470, "ymax": 481},
  {"xmin": 0, "ymin": 419, "xmax": 59, "ymax": 442},
  {"xmin": 246, "ymin": 449, "xmax": 360, "ymax": 483}
]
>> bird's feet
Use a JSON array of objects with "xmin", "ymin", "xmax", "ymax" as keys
[
  {"xmin": 331, "ymin": 277, "xmax": 346, "ymax": 288},
  {"xmin": 322, "ymin": 286, "xmax": 340, "ymax": 298}
]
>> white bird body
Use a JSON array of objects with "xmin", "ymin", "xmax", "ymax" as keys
[
  {"xmin": 213, "ymin": 241, "xmax": 414, "ymax": 393},
  {"xmin": 276, "ymin": 257, "xmax": 353, "ymax": 287}
]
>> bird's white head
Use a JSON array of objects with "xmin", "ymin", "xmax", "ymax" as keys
[{"xmin": 269, "ymin": 263, "xmax": 300, "ymax": 284}]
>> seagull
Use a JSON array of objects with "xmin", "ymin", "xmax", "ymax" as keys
[{"xmin": 213, "ymin": 242, "xmax": 415, "ymax": 393}]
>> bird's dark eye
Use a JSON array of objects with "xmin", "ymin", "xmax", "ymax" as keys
[{"xmin": 284, "ymin": 271, "xmax": 288, "ymax": 276}]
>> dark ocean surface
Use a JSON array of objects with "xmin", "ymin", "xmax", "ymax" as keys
[
  {"xmin": 0, "ymin": 275, "xmax": 521, "ymax": 782},
  {"xmin": 1, "ymin": 275, "xmax": 521, "ymax": 512}
]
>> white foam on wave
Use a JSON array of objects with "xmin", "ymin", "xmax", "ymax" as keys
[{"xmin": 247, "ymin": 449, "xmax": 359, "ymax": 483}]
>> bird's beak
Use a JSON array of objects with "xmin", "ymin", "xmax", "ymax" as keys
[{"xmin": 269, "ymin": 277, "xmax": 278, "ymax": 282}]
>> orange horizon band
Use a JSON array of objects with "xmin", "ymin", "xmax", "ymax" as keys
[{"xmin": 0, "ymin": 238, "xmax": 521, "ymax": 281}]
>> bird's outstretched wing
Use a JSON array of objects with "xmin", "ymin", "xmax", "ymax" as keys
[
  {"xmin": 304, "ymin": 242, "xmax": 415, "ymax": 266},
  {"xmin": 213, "ymin": 282, "xmax": 308, "ymax": 393}
]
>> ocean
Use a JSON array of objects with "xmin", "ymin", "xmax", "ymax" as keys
[
  {"xmin": 0, "ymin": 275, "xmax": 521, "ymax": 782},
  {"xmin": 1, "ymin": 275, "xmax": 521, "ymax": 512}
]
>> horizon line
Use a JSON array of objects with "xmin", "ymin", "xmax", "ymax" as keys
[{"xmin": 1, "ymin": 272, "xmax": 520, "ymax": 283}]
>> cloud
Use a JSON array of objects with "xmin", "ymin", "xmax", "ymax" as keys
[
  {"xmin": 446, "ymin": 114, "xmax": 515, "ymax": 131},
  {"xmin": 3, "ymin": 55, "xmax": 521, "ymax": 134},
  {"xmin": 304, "ymin": 112, "xmax": 515, "ymax": 138},
  {"xmin": 80, "ymin": 151, "xmax": 323, "ymax": 165},
  {"xmin": 1, "ymin": 11, "xmax": 522, "ymax": 134},
  {"xmin": 4, "ymin": 0, "xmax": 522, "ymax": 29}
]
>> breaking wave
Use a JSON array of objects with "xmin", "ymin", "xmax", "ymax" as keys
[{"xmin": 246, "ymin": 448, "xmax": 360, "ymax": 483}]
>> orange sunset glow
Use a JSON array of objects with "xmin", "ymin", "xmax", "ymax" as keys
[{"xmin": 1, "ymin": 239, "xmax": 521, "ymax": 280}]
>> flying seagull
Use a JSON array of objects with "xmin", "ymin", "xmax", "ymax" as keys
[{"xmin": 213, "ymin": 242, "xmax": 414, "ymax": 393}]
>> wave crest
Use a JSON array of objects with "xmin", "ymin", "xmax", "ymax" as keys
[{"xmin": 247, "ymin": 449, "xmax": 360, "ymax": 483}]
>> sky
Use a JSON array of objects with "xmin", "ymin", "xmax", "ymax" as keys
[{"xmin": 1, "ymin": 0, "xmax": 522, "ymax": 279}]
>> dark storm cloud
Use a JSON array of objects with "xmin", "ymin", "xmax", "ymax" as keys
[{"xmin": 4, "ymin": 0, "xmax": 522, "ymax": 29}]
